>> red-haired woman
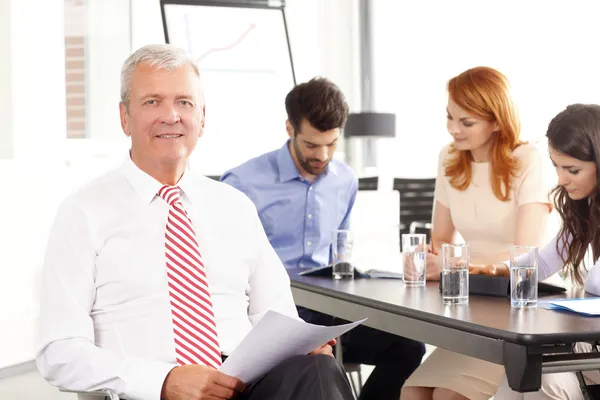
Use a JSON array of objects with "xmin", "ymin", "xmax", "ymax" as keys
[{"xmin": 401, "ymin": 67, "xmax": 552, "ymax": 400}]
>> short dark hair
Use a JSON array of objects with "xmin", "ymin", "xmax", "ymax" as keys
[
  {"xmin": 547, "ymin": 104, "xmax": 600, "ymax": 285},
  {"xmin": 285, "ymin": 77, "xmax": 349, "ymax": 134}
]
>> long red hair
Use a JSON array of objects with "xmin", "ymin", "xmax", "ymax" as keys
[{"xmin": 446, "ymin": 66, "xmax": 522, "ymax": 201}]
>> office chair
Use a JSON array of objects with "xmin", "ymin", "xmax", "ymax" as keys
[
  {"xmin": 358, "ymin": 176, "xmax": 378, "ymax": 191},
  {"xmin": 345, "ymin": 363, "xmax": 363, "ymax": 398},
  {"xmin": 393, "ymin": 178, "xmax": 436, "ymax": 242},
  {"xmin": 335, "ymin": 336, "xmax": 363, "ymax": 399},
  {"xmin": 59, "ymin": 388, "xmax": 120, "ymax": 399},
  {"xmin": 409, "ymin": 221, "xmax": 432, "ymax": 234},
  {"xmin": 583, "ymin": 386, "xmax": 600, "ymax": 400},
  {"xmin": 576, "ymin": 341, "xmax": 600, "ymax": 400}
]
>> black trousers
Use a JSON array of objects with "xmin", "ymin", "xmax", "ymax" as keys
[
  {"xmin": 240, "ymin": 354, "xmax": 355, "ymax": 400},
  {"xmin": 107, "ymin": 355, "xmax": 352, "ymax": 400},
  {"xmin": 298, "ymin": 307, "xmax": 426, "ymax": 400}
]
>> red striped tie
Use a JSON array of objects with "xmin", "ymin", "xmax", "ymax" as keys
[{"xmin": 158, "ymin": 185, "xmax": 222, "ymax": 369}]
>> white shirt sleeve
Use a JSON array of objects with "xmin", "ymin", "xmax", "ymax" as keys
[
  {"xmin": 584, "ymin": 261, "xmax": 600, "ymax": 296},
  {"xmin": 246, "ymin": 207, "xmax": 299, "ymax": 325},
  {"xmin": 501, "ymin": 234, "xmax": 565, "ymax": 279},
  {"xmin": 35, "ymin": 199, "xmax": 174, "ymax": 400},
  {"xmin": 536, "ymin": 234, "xmax": 566, "ymax": 281},
  {"xmin": 504, "ymin": 234, "xmax": 600, "ymax": 294}
]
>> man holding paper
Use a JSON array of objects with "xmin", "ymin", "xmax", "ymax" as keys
[
  {"xmin": 221, "ymin": 77, "xmax": 425, "ymax": 400},
  {"xmin": 36, "ymin": 44, "xmax": 354, "ymax": 400}
]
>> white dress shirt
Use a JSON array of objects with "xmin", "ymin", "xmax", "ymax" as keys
[{"xmin": 36, "ymin": 156, "xmax": 298, "ymax": 400}]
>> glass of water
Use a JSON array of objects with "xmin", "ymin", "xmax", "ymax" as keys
[
  {"xmin": 441, "ymin": 244, "xmax": 469, "ymax": 305},
  {"xmin": 510, "ymin": 245, "xmax": 538, "ymax": 309},
  {"xmin": 332, "ymin": 230, "xmax": 354, "ymax": 279},
  {"xmin": 402, "ymin": 234, "xmax": 426, "ymax": 287}
]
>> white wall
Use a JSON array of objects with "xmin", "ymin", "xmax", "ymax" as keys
[
  {"xmin": 86, "ymin": 0, "xmax": 131, "ymax": 142},
  {"xmin": 314, "ymin": 0, "xmax": 359, "ymax": 109},
  {"xmin": 0, "ymin": 0, "xmax": 358, "ymax": 370},
  {"xmin": 0, "ymin": 0, "xmax": 68, "ymax": 369},
  {"xmin": 0, "ymin": 0, "xmax": 14, "ymax": 159},
  {"xmin": 11, "ymin": 0, "xmax": 67, "ymax": 159}
]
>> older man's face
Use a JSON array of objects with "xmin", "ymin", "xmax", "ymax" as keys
[{"xmin": 120, "ymin": 63, "xmax": 204, "ymax": 169}]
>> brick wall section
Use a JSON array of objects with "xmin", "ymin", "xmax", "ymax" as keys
[{"xmin": 64, "ymin": 0, "xmax": 86, "ymax": 138}]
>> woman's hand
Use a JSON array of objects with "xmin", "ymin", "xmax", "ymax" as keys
[
  {"xmin": 469, "ymin": 263, "xmax": 509, "ymax": 277},
  {"xmin": 425, "ymin": 247, "xmax": 443, "ymax": 281}
]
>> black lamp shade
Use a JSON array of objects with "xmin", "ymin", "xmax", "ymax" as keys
[{"xmin": 344, "ymin": 112, "xmax": 396, "ymax": 138}]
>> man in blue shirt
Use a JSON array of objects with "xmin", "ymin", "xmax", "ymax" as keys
[{"xmin": 221, "ymin": 77, "xmax": 425, "ymax": 400}]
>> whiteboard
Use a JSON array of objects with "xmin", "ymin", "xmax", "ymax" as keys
[{"xmin": 162, "ymin": 1, "xmax": 296, "ymax": 175}]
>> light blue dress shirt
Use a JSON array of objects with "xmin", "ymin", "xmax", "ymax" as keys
[{"xmin": 221, "ymin": 141, "xmax": 358, "ymax": 269}]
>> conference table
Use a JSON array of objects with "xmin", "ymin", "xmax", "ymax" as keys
[{"xmin": 289, "ymin": 273, "xmax": 600, "ymax": 393}]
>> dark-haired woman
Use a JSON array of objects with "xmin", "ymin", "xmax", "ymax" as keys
[{"xmin": 496, "ymin": 103, "xmax": 600, "ymax": 399}]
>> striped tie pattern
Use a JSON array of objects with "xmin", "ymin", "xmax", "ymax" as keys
[{"xmin": 157, "ymin": 185, "xmax": 222, "ymax": 369}]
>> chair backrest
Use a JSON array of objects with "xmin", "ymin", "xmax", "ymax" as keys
[
  {"xmin": 206, "ymin": 175, "xmax": 221, "ymax": 181},
  {"xmin": 59, "ymin": 388, "xmax": 120, "ymax": 399},
  {"xmin": 358, "ymin": 176, "xmax": 378, "ymax": 191},
  {"xmin": 393, "ymin": 178, "xmax": 436, "ymax": 239}
]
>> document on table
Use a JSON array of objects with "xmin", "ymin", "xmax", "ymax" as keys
[
  {"xmin": 297, "ymin": 264, "xmax": 403, "ymax": 279},
  {"xmin": 219, "ymin": 310, "xmax": 367, "ymax": 383},
  {"xmin": 549, "ymin": 298, "xmax": 600, "ymax": 316}
]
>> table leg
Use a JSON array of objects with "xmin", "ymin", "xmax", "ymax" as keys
[{"xmin": 503, "ymin": 341, "xmax": 542, "ymax": 392}]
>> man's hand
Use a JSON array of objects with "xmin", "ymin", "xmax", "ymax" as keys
[
  {"xmin": 161, "ymin": 365, "xmax": 246, "ymax": 400},
  {"xmin": 309, "ymin": 339, "xmax": 336, "ymax": 357}
]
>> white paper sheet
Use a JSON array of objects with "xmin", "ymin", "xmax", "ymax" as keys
[
  {"xmin": 219, "ymin": 310, "xmax": 367, "ymax": 383},
  {"xmin": 550, "ymin": 298, "xmax": 600, "ymax": 316}
]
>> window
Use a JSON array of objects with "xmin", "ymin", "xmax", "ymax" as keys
[
  {"xmin": 63, "ymin": 0, "xmax": 132, "ymax": 144},
  {"xmin": 371, "ymin": 0, "xmax": 600, "ymax": 179},
  {"xmin": 64, "ymin": 0, "xmax": 87, "ymax": 138},
  {"xmin": 371, "ymin": 0, "xmax": 600, "ymax": 241}
]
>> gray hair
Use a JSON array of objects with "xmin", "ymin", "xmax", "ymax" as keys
[{"xmin": 120, "ymin": 44, "xmax": 200, "ymax": 106}]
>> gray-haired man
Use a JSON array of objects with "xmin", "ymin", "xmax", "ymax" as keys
[{"xmin": 36, "ymin": 44, "xmax": 353, "ymax": 400}]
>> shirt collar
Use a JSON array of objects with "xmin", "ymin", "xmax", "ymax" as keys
[
  {"xmin": 327, "ymin": 157, "xmax": 339, "ymax": 176},
  {"xmin": 122, "ymin": 153, "xmax": 197, "ymax": 206},
  {"xmin": 276, "ymin": 140, "xmax": 338, "ymax": 182},
  {"xmin": 176, "ymin": 166, "xmax": 197, "ymax": 205},
  {"xmin": 276, "ymin": 141, "xmax": 302, "ymax": 183}
]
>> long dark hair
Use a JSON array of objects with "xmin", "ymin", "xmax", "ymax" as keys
[{"xmin": 547, "ymin": 104, "xmax": 600, "ymax": 284}]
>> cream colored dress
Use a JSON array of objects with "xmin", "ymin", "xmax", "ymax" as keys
[{"xmin": 403, "ymin": 143, "xmax": 552, "ymax": 400}]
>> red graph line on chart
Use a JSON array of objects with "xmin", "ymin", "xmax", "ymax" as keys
[{"xmin": 196, "ymin": 23, "xmax": 257, "ymax": 63}]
